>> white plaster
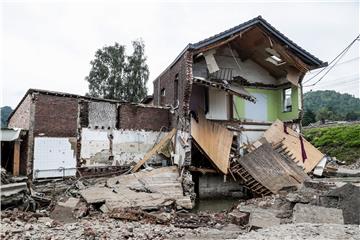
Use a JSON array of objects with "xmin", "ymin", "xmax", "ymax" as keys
[
  {"xmin": 80, "ymin": 128, "xmax": 110, "ymax": 163},
  {"xmin": 206, "ymin": 88, "xmax": 229, "ymax": 120},
  {"xmin": 80, "ymin": 128, "xmax": 167, "ymax": 167},
  {"xmin": 245, "ymin": 93, "xmax": 267, "ymax": 121},
  {"xmin": 112, "ymin": 130, "xmax": 166, "ymax": 165},
  {"xmin": 33, "ymin": 137, "xmax": 76, "ymax": 179}
]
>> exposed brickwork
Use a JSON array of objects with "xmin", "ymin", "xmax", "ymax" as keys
[
  {"xmin": 8, "ymin": 94, "xmax": 32, "ymax": 130},
  {"xmin": 33, "ymin": 94, "xmax": 78, "ymax": 137},
  {"xmin": 118, "ymin": 104, "xmax": 170, "ymax": 131},
  {"xmin": 153, "ymin": 50, "xmax": 193, "ymax": 117}
]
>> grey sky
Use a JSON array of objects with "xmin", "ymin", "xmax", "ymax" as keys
[{"xmin": 1, "ymin": 0, "xmax": 359, "ymax": 108}]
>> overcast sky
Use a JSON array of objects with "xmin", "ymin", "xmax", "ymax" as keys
[{"xmin": 1, "ymin": 0, "xmax": 359, "ymax": 108}]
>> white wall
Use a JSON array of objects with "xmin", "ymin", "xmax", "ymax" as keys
[
  {"xmin": 206, "ymin": 88, "xmax": 229, "ymax": 120},
  {"xmin": 80, "ymin": 128, "xmax": 167, "ymax": 167},
  {"xmin": 33, "ymin": 137, "xmax": 76, "ymax": 179},
  {"xmin": 245, "ymin": 93, "xmax": 268, "ymax": 121}
]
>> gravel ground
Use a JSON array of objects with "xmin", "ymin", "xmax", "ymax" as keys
[
  {"xmin": 2, "ymin": 212, "xmax": 359, "ymax": 240},
  {"xmin": 237, "ymin": 223, "xmax": 360, "ymax": 240},
  {"xmin": 0, "ymin": 214, "xmax": 245, "ymax": 240}
]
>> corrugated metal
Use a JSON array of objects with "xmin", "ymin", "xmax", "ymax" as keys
[
  {"xmin": 33, "ymin": 137, "xmax": 76, "ymax": 179},
  {"xmin": 0, "ymin": 128, "xmax": 21, "ymax": 141}
]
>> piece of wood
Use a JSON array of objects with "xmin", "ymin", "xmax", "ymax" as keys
[
  {"xmin": 131, "ymin": 128, "xmax": 176, "ymax": 173},
  {"xmin": 13, "ymin": 141, "xmax": 20, "ymax": 176},
  {"xmin": 262, "ymin": 120, "xmax": 325, "ymax": 173},
  {"xmin": 191, "ymin": 114, "xmax": 233, "ymax": 174},
  {"xmin": 237, "ymin": 143, "xmax": 310, "ymax": 194}
]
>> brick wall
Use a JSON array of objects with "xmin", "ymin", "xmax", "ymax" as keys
[
  {"xmin": 118, "ymin": 104, "xmax": 171, "ymax": 131},
  {"xmin": 153, "ymin": 51, "xmax": 193, "ymax": 118},
  {"xmin": 8, "ymin": 94, "xmax": 32, "ymax": 130},
  {"xmin": 33, "ymin": 94, "xmax": 78, "ymax": 137}
]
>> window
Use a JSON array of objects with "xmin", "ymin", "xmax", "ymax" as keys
[
  {"xmin": 161, "ymin": 88, "xmax": 166, "ymax": 96},
  {"xmin": 283, "ymin": 88, "xmax": 292, "ymax": 112},
  {"xmin": 174, "ymin": 74, "xmax": 179, "ymax": 106}
]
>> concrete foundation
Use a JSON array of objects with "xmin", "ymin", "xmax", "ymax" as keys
[{"xmin": 197, "ymin": 174, "xmax": 244, "ymax": 198}]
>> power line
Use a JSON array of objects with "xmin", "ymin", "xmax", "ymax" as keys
[
  {"xmin": 303, "ymin": 34, "xmax": 360, "ymax": 85},
  {"xmin": 305, "ymin": 57, "xmax": 360, "ymax": 75}
]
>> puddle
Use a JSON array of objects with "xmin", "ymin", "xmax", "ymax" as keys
[{"xmin": 191, "ymin": 198, "xmax": 241, "ymax": 213}]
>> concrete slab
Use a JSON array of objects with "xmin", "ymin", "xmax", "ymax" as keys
[
  {"xmin": 239, "ymin": 206, "xmax": 281, "ymax": 228},
  {"xmin": 293, "ymin": 203, "xmax": 344, "ymax": 224}
]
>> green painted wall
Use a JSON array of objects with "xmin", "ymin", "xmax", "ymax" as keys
[{"xmin": 233, "ymin": 86, "xmax": 299, "ymax": 122}]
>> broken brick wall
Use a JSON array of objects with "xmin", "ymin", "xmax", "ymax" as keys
[
  {"xmin": 8, "ymin": 94, "xmax": 32, "ymax": 130},
  {"xmin": 33, "ymin": 94, "xmax": 78, "ymax": 137},
  {"xmin": 153, "ymin": 51, "xmax": 193, "ymax": 123},
  {"xmin": 118, "ymin": 104, "xmax": 171, "ymax": 131}
]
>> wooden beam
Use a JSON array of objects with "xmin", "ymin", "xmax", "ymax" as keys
[
  {"xmin": 131, "ymin": 128, "xmax": 177, "ymax": 173},
  {"xmin": 13, "ymin": 141, "xmax": 20, "ymax": 176}
]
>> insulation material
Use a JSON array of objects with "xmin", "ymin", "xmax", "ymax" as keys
[
  {"xmin": 238, "ymin": 143, "xmax": 310, "ymax": 194},
  {"xmin": 114, "ymin": 130, "xmax": 167, "ymax": 167},
  {"xmin": 88, "ymin": 102, "xmax": 117, "ymax": 129},
  {"xmin": 262, "ymin": 120, "xmax": 325, "ymax": 173},
  {"xmin": 204, "ymin": 50, "xmax": 220, "ymax": 73},
  {"xmin": 80, "ymin": 128, "xmax": 111, "ymax": 166},
  {"xmin": 174, "ymin": 131, "xmax": 190, "ymax": 167},
  {"xmin": 33, "ymin": 137, "xmax": 76, "ymax": 179},
  {"xmin": 191, "ymin": 114, "xmax": 233, "ymax": 174}
]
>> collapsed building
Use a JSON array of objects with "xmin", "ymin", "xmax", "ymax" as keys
[{"xmin": 5, "ymin": 16, "xmax": 328, "ymax": 202}]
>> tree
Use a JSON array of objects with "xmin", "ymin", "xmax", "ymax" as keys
[
  {"xmin": 345, "ymin": 111, "xmax": 359, "ymax": 121},
  {"xmin": 302, "ymin": 109, "xmax": 316, "ymax": 126},
  {"xmin": 1, "ymin": 106, "xmax": 12, "ymax": 128},
  {"xmin": 86, "ymin": 40, "xmax": 149, "ymax": 102},
  {"xmin": 124, "ymin": 40, "xmax": 149, "ymax": 102}
]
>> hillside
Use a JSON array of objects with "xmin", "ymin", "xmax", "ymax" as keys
[
  {"xmin": 1, "ymin": 106, "xmax": 12, "ymax": 128},
  {"xmin": 303, "ymin": 90, "xmax": 360, "ymax": 125},
  {"xmin": 304, "ymin": 123, "xmax": 360, "ymax": 164}
]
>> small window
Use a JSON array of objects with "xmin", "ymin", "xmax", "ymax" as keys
[
  {"xmin": 174, "ymin": 74, "xmax": 179, "ymax": 106},
  {"xmin": 161, "ymin": 88, "xmax": 166, "ymax": 96},
  {"xmin": 283, "ymin": 88, "xmax": 292, "ymax": 112}
]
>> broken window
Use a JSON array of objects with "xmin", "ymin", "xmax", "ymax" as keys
[
  {"xmin": 283, "ymin": 88, "xmax": 292, "ymax": 112},
  {"xmin": 161, "ymin": 88, "xmax": 166, "ymax": 96}
]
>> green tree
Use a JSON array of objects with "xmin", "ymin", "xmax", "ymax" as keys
[
  {"xmin": 302, "ymin": 109, "xmax": 316, "ymax": 126},
  {"xmin": 345, "ymin": 111, "xmax": 359, "ymax": 121},
  {"xmin": 1, "ymin": 106, "xmax": 12, "ymax": 128},
  {"xmin": 86, "ymin": 40, "xmax": 149, "ymax": 102},
  {"xmin": 124, "ymin": 40, "xmax": 149, "ymax": 102}
]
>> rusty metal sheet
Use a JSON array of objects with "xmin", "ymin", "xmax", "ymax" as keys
[{"xmin": 191, "ymin": 114, "xmax": 233, "ymax": 174}]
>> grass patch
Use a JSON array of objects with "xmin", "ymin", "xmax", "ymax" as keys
[{"xmin": 303, "ymin": 124, "xmax": 360, "ymax": 164}]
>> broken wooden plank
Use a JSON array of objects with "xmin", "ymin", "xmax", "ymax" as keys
[
  {"xmin": 131, "ymin": 128, "xmax": 176, "ymax": 173},
  {"xmin": 13, "ymin": 141, "xmax": 20, "ymax": 176},
  {"xmin": 236, "ymin": 142, "xmax": 310, "ymax": 194},
  {"xmin": 262, "ymin": 120, "xmax": 325, "ymax": 173},
  {"xmin": 191, "ymin": 114, "xmax": 233, "ymax": 174}
]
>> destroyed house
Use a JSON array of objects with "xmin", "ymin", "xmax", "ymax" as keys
[
  {"xmin": 7, "ymin": 89, "xmax": 172, "ymax": 179},
  {"xmin": 151, "ymin": 16, "xmax": 326, "ymax": 197},
  {"xmin": 6, "ymin": 16, "xmax": 327, "ymax": 200}
]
